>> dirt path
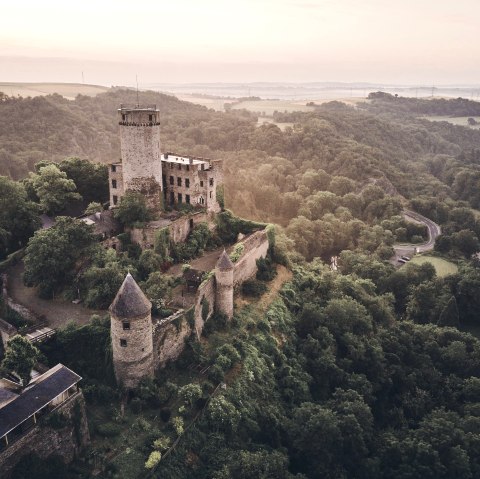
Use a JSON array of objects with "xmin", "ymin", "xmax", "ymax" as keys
[
  {"xmin": 6, "ymin": 262, "xmax": 104, "ymax": 329},
  {"xmin": 235, "ymin": 265, "xmax": 292, "ymax": 313}
]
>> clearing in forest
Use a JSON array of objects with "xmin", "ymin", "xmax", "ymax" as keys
[{"xmin": 408, "ymin": 256, "xmax": 458, "ymax": 277}]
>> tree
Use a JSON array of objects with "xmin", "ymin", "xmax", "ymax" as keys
[
  {"xmin": 1, "ymin": 335, "xmax": 40, "ymax": 386},
  {"xmin": 438, "ymin": 296, "xmax": 460, "ymax": 327},
  {"xmin": 23, "ymin": 217, "xmax": 98, "ymax": 298},
  {"xmin": 84, "ymin": 202, "xmax": 103, "ymax": 215},
  {"xmin": 26, "ymin": 164, "xmax": 82, "ymax": 215},
  {"xmin": 0, "ymin": 176, "xmax": 40, "ymax": 258},
  {"xmin": 113, "ymin": 191, "xmax": 151, "ymax": 227},
  {"xmin": 58, "ymin": 157, "xmax": 108, "ymax": 204}
]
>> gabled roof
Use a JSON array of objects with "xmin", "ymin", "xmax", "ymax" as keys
[
  {"xmin": 216, "ymin": 250, "xmax": 234, "ymax": 271},
  {"xmin": 109, "ymin": 273, "xmax": 151, "ymax": 318},
  {"xmin": 0, "ymin": 364, "xmax": 81, "ymax": 438}
]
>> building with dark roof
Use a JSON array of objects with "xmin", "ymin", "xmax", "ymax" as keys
[{"xmin": 0, "ymin": 364, "xmax": 89, "ymax": 478}]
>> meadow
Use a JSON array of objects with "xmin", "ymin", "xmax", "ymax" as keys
[{"xmin": 408, "ymin": 255, "xmax": 458, "ymax": 277}]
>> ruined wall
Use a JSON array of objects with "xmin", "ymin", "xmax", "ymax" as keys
[
  {"xmin": 193, "ymin": 276, "xmax": 216, "ymax": 337},
  {"xmin": 0, "ymin": 319, "xmax": 17, "ymax": 350},
  {"xmin": 0, "ymin": 392, "xmax": 90, "ymax": 479},
  {"xmin": 129, "ymin": 211, "xmax": 211, "ymax": 249},
  {"xmin": 152, "ymin": 311, "xmax": 193, "ymax": 369},
  {"xmin": 108, "ymin": 163, "xmax": 124, "ymax": 207},
  {"xmin": 233, "ymin": 229, "xmax": 270, "ymax": 286}
]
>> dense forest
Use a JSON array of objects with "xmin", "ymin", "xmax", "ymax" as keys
[{"xmin": 3, "ymin": 89, "xmax": 480, "ymax": 478}]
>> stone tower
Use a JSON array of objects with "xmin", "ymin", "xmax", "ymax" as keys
[
  {"xmin": 117, "ymin": 104, "xmax": 163, "ymax": 210},
  {"xmin": 109, "ymin": 273, "xmax": 154, "ymax": 389},
  {"xmin": 215, "ymin": 250, "xmax": 234, "ymax": 319}
]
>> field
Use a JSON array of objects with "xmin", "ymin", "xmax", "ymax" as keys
[
  {"xmin": 0, "ymin": 82, "xmax": 109, "ymax": 99},
  {"xmin": 420, "ymin": 115, "xmax": 480, "ymax": 129},
  {"xmin": 408, "ymin": 256, "xmax": 458, "ymax": 277},
  {"xmin": 175, "ymin": 94, "xmax": 365, "ymax": 114}
]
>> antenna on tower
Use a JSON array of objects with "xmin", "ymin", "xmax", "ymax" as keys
[{"xmin": 136, "ymin": 75, "xmax": 139, "ymax": 106}]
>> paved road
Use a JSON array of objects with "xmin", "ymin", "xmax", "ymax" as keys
[{"xmin": 392, "ymin": 209, "xmax": 442, "ymax": 263}]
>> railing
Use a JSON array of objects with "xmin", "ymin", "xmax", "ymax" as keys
[
  {"xmin": 119, "ymin": 104, "xmax": 157, "ymax": 110},
  {"xmin": 118, "ymin": 122, "xmax": 160, "ymax": 127}
]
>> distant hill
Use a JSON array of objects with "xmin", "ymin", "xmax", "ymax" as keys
[{"xmin": 0, "ymin": 82, "xmax": 109, "ymax": 100}]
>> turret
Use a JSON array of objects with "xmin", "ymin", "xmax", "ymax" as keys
[
  {"xmin": 110, "ymin": 104, "xmax": 163, "ymax": 211},
  {"xmin": 109, "ymin": 273, "xmax": 154, "ymax": 389},
  {"xmin": 215, "ymin": 250, "xmax": 234, "ymax": 319}
]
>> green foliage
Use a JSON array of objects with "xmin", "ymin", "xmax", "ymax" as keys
[
  {"xmin": 229, "ymin": 243, "xmax": 245, "ymax": 263},
  {"xmin": 154, "ymin": 227, "xmax": 170, "ymax": 261},
  {"xmin": 23, "ymin": 216, "xmax": 98, "ymax": 298},
  {"xmin": 171, "ymin": 222, "xmax": 211, "ymax": 261},
  {"xmin": 84, "ymin": 201, "xmax": 103, "ymax": 215},
  {"xmin": 1, "ymin": 335, "xmax": 40, "ymax": 386},
  {"xmin": 242, "ymin": 278, "xmax": 268, "ymax": 297},
  {"xmin": 39, "ymin": 315, "xmax": 114, "ymax": 385},
  {"xmin": 215, "ymin": 210, "xmax": 266, "ymax": 244},
  {"xmin": 141, "ymin": 272, "xmax": 175, "ymax": 314},
  {"xmin": 256, "ymin": 255, "xmax": 277, "ymax": 281},
  {"xmin": 0, "ymin": 176, "xmax": 40, "ymax": 259},
  {"xmin": 145, "ymin": 450, "xmax": 161, "ymax": 469},
  {"xmin": 58, "ymin": 157, "xmax": 108, "ymax": 205},
  {"xmin": 172, "ymin": 416, "xmax": 184, "ymax": 436},
  {"xmin": 25, "ymin": 164, "xmax": 81, "ymax": 215},
  {"xmin": 438, "ymin": 296, "xmax": 460, "ymax": 327},
  {"xmin": 179, "ymin": 383, "xmax": 202, "ymax": 407},
  {"xmin": 216, "ymin": 184, "xmax": 225, "ymax": 210},
  {"xmin": 113, "ymin": 191, "xmax": 151, "ymax": 227}
]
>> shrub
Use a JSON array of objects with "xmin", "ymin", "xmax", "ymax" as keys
[
  {"xmin": 145, "ymin": 451, "xmax": 161, "ymax": 469},
  {"xmin": 242, "ymin": 279, "xmax": 268, "ymax": 297},
  {"xmin": 179, "ymin": 383, "xmax": 202, "ymax": 407},
  {"xmin": 216, "ymin": 354, "xmax": 232, "ymax": 372},
  {"xmin": 96, "ymin": 422, "xmax": 122, "ymax": 437},
  {"xmin": 256, "ymin": 256, "xmax": 277, "ymax": 281},
  {"xmin": 229, "ymin": 243, "xmax": 244, "ymax": 263},
  {"xmin": 172, "ymin": 416, "xmax": 184, "ymax": 436},
  {"xmin": 160, "ymin": 408, "xmax": 171, "ymax": 423}
]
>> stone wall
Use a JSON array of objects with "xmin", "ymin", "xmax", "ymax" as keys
[
  {"xmin": 233, "ymin": 229, "xmax": 270, "ymax": 286},
  {"xmin": 111, "ymin": 311, "xmax": 154, "ymax": 389},
  {"xmin": 152, "ymin": 311, "xmax": 193, "ymax": 370},
  {"xmin": 194, "ymin": 276, "xmax": 216, "ymax": 337},
  {"xmin": 0, "ymin": 392, "xmax": 90, "ymax": 479},
  {"xmin": 119, "ymin": 123, "xmax": 162, "ymax": 186},
  {"xmin": 0, "ymin": 318, "xmax": 17, "ymax": 350},
  {"xmin": 130, "ymin": 211, "xmax": 211, "ymax": 249}
]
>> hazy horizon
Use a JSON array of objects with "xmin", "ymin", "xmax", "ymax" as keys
[{"xmin": 2, "ymin": 0, "xmax": 480, "ymax": 86}]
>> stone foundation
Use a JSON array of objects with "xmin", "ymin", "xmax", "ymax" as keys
[{"xmin": 0, "ymin": 392, "xmax": 90, "ymax": 479}]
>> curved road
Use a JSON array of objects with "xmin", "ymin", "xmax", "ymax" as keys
[{"xmin": 393, "ymin": 209, "xmax": 441, "ymax": 262}]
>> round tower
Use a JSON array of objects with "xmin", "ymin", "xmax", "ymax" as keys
[
  {"xmin": 118, "ymin": 104, "xmax": 163, "ymax": 210},
  {"xmin": 109, "ymin": 273, "xmax": 154, "ymax": 389},
  {"xmin": 215, "ymin": 250, "xmax": 234, "ymax": 319}
]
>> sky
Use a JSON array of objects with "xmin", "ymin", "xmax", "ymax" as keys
[{"xmin": 1, "ymin": 0, "xmax": 479, "ymax": 86}]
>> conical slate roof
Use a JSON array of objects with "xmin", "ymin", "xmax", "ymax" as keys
[
  {"xmin": 109, "ymin": 273, "xmax": 151, "ymax": 318},
  {"xmin": 216, "ymin": 249, "xmax": 234, "ymax": 271}
]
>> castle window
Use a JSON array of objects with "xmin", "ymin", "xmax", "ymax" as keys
[
  {"xmin": 210, "ymin": 191, "xmax": 213, "ymax": 199},
  {"xmin": 201, "ymin": 164, "xmax": 205, "ymax": 171},
  {"xmin": 200, "ymin": 181, "xmax": 204, "ymax": 187},
  {"xmin": 170, "ymin": 191, "xmax": 175, "ymax": 204},
  {"xmin": 177, "ymin": 177, "xmax": 182, "ymax": 187},
  {"xmin": 149, "ymin": 114, "xmax": 154, "ymax": 122},
  {"xmin": 186, "ymin": 194, "xmax": 190, "ymax": 204},
  {"xmin": 111, "ymin": 165, "xmax": 116, "ymax": 172},
  {"xmin": 178, "ymin": 193, "xmax": 183, "ymax": 203},
  {"xmin": 169, "ymin": 176, "xmax": 174, "ymax": 185},
  {"xmin": 111, "ymin": 179, "xmax": 117, "ymax": 189},
  {"xmin": 178, "ymin": 164, "xmax": 181, "ymax": 170},
  {"xmin": 120, "ymin": 339, "xmax": 127, "ymax": 347},
  {"xmin": 113, "ymin": 195, "xmax": 118, "ymax": 205},
  {"xmin": 185, "ymin": 178, "xmax": 190, "ymax": 188},
  {"xmin": 122, "ymin": 321, "xmax": 130, "ymax": 330},
  {"xmin": 186, "ymin": 165, "xmax": 190, "ymax": 171},
  {"xmin": 122, "ymin": 114, "xmax": 126, "ymax": 121},
  {"xmin": 170, "ymin": 163, "xmax": 174, "ymax": 169},
  {"xmin": 209, "ymin": 178, "xmax": 214, "ymax": 186}
]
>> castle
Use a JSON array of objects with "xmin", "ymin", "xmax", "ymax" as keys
[
  {"xmin": 109, "ymin": 104, "xmax": 222, "ymax": 214},
  {"xmin": 107, "ymin": 104, "xmax": 269, "ymax": 389}
]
